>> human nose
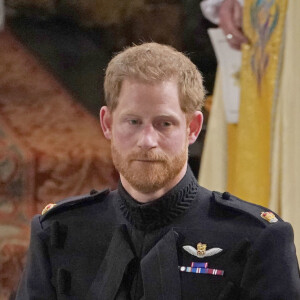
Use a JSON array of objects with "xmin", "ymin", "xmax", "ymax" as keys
[{"xmin": 137, "ymin": 124, "xmax": 158, "ymax": 150}]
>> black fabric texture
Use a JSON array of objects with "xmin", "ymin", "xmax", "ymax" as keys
[
  {"xmin": 16, "ymin": 166, "xmax": 300, "ymax": 300},
  {"xmin": 118, "ymin": 166, "xmax": 199, "ymax": 231}
]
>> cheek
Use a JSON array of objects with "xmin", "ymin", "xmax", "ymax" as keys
[
  {"xmin": 159, "ymin": 131, "xmax": 188, "ymax": 153},
  {"xmin": 112, "ymin": 126, "xmax": 136, "ymax": 148}
]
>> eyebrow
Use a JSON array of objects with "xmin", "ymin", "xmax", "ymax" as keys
[{"xmin": 120, "ymin": 110, "xmax": 180, "ymax": 119}]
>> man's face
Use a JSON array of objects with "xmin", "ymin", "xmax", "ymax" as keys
[{"xmin": 101, "ymin": 78, "xmax": 202, "ymax": 194}]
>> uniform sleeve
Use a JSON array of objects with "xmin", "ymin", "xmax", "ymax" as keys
[
  {"xmin": 240, "ymin": 221, "xmax": 300, "ymax": 299},
  {"xmin": 16, "ymin": 215, "xmax": 57, "ymax": 300}
]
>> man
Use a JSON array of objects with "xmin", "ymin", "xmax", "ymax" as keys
[{"xmin": 16, "ymin": 42, "xmax": 300, "ymax": 299}]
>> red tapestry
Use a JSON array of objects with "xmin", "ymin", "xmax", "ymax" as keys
[{"xmin": 0, "ymin": 29, "xmax": 117, "ymax": 299}]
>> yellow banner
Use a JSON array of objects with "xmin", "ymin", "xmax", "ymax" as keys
[{"xmin": 227, "ymin": 0, "xmax": 288, "ymax": 206}]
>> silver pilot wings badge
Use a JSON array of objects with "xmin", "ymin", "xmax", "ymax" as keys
[{"xmin": 183, "ymin": 242, "xmax": 223, "ymax": 258}]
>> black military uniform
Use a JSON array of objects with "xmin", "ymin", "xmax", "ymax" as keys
[{"xmin": 16, "ymin": 167, "xmax": 300, "ymax": 299}]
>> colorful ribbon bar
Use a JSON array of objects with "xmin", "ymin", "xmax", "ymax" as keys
[
  {"xmin": 191, "ymin": 262, "xmax": 208, "ymax": 268},
  {"xmin": 179, "ymin": 266, "xmax": 224, "ymax": 276}
]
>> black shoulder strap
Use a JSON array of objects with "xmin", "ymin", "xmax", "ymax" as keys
[
  {"xmin": 212, "ymin": 191, "xmax": 282, "ymax": 226},
  {"xmin": 40, "ymin": 189, "xmax": 110, "ymax": 222}
]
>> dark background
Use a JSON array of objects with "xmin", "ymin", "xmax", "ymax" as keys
[{"xmin": 6, "ymin": 0, "xmax": 217, "ymax": 176}]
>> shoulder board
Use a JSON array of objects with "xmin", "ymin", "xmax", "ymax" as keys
[
  {"xmin": 40, "ymin": 189, "xmax": 110, "ymax": 222},
  {"xmin": 212, "ymin": 191, "xmax": 282, "ymax": 226}
]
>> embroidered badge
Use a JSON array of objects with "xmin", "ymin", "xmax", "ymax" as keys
[
  {"xmin": 41, "ymin": 203, "xmax": 56, "ymax": 215},
  {"xmin": 183, "ymin": 244, "xmax": 223, "ymax": 258},
  {"xmin": 197, "ymin": 243, "xmax": 207, "ymax": 256},
  {"xmin": 260, "ymin": 212, "xmax": 278, "ymax": 223},
  {"xmin": 179, "ymin": 266, "xmax": 224, "ymax": 276}
]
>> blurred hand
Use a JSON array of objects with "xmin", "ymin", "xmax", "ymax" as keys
[{"xmin": 219, "ymin": 0, "xmax": 248, "ymax": 50}]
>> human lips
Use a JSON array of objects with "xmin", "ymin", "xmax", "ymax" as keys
[
  {"xmin": 128, "ymin": 152, "xmax": 167, "ymax": 163},
  {"xmin": 134, "ymin": 159, "xmax": 161, "ymax": 162}
]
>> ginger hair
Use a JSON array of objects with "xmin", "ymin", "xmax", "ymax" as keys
[{"xmin": 104, "ymin": 42, "xmax": 206, "ymax": 113}]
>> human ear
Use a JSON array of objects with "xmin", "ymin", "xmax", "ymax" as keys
[
  {"xmin": 100, "ymin": 106, "xmax": 112, "ymax": 140},
  {"xmin": 187, "ymin": 111, "xmax": 203, "ymax": 145}
]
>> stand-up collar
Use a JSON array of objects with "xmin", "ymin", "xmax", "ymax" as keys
[{"xmin": 118, "ymin": 166, "xmax": 199, "ymax": 231}]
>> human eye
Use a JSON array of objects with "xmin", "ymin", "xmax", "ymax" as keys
[
  {"xmin": 162, "ymin": 121, "xmax": 172, "ymax": 127},
  {"xmin": 128, "ymin": 119, "xmax": 140, "ymax": 125},
  {"xmin": 156, "ymin": 120, "xmax": 173, "ymax": 130}
]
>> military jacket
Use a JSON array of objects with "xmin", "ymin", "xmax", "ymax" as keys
[{"xmin": 16, "ymin": 167, "xmax": 300, "ymax": 299}]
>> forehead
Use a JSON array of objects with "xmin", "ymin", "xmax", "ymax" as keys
[{"xmin": 114, "ymin": 78, "xmax": 183, "ymax": 115}]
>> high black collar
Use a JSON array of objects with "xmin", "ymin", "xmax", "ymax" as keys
[{"xmin": 118, "ymin": 166, "xmax": 199, "ymax": 231}]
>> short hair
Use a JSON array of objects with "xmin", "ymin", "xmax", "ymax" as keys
[{"xmin": 104, "ymin": 42, "xmax": 206, "ymax": 113}]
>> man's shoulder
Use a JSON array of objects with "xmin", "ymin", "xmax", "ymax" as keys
[
  {"xmin": 38, "ymin": 188, "xmax": 112, "ymax": 223},
  {"xmin": 210, "ymin": 191, "xmax": 283, "ymax": 227}
]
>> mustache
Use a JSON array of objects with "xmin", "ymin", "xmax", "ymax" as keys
[{"xmin": 127, "ymin": 150, "xmax": 169, "ymax": 162}]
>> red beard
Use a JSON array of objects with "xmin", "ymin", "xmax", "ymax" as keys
[{"xmin": 111, "ymin": 141, "xmax": 188, "ymax": 193}]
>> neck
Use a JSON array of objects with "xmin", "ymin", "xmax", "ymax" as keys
[{"xmin": 120, "ymin": 163, "xmax": 188, "ymax": 203}]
